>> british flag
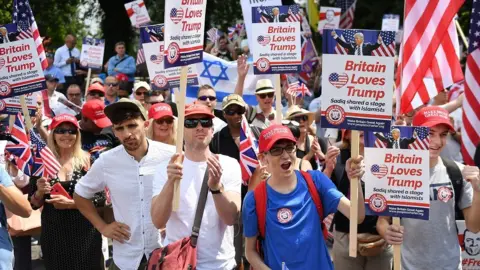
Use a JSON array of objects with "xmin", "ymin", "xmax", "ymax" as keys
[
  {"xmin": 239, "ymin": 116, "xmax": 259, "ymax": 185},
  {"xmin": 5, "ymin": 113, "xmax": 33, "ymax": 175},
  {"xmin": 30, "ymin": 130, "xmax": 61, "ymax": 178}
]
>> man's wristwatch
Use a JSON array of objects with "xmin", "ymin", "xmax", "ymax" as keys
[{"xmin": 209, "ymin": 183, "xmax": 224, "ymax": 194}]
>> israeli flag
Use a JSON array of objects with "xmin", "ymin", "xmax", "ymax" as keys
[{"xmin": 185, "ymin": 53, "xmax": 276, "ymax": 109}]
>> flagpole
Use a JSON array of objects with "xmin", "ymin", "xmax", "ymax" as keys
[
  {"xmin": 455, "ymin": 20, "xmax": 469, "ymax": 49},
  {"xmin": 275, "ymin": 74, "xmax": 283, "ymax": 124},
  {"xmin": 349, "ymin": 130, "xmax": 359, "ymax": 258}
]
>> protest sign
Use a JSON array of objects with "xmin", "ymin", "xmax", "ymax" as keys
[
  {"xmin": 125, "ymin": 0, "xmax": 151, "ymax": 27},
  {"xmin": 458, "ymin": 220, "xmax": 480, "ymax": 270},
  {"xmin": 382, "ymin": 14, "xmax": 400, "ymax": 32},
  {"xmin": 320, "ymin": 29, "xmax": 395, "ymax": 133},
  {"xmin": 80, "ymin": 37, "xmax": 105, "ymax": 70},
  {"xmin": 250, "ymin": 5, "xmax": 302, "ymax": 74},
  {"xmin": 240, "ymin": 0, "xmax": 281, "ymax": 51},
  {"xmin": 141, "ymin": 24, "xmax": 198, "ymax": 90},
  {"xmin": 363, "ymin": 126, "xmax": 430, "ymax": 219},
  {"xmin": 317, "ymin": 7, "xmax": 341, "ymax": 34},
  {"xmin": 0, "ymin": 93, "xmax": 36, "ymax": 115},
  {"xmin": 0, "ymin": 29, "xmax": 46, "ymax": 99},
  {"xmin": 164, "ymin": 0, "xmax": 207, "ymax": 68}
]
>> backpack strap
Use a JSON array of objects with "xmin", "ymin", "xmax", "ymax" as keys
[
  {"xmin": 254, "ymin": 180, "xmax": 268, "ymax": 238},
  {"xmin": 441, "ymin": 157, "xmax": 464, "ymax": 220},
  {"xmin": 300, "ymin": 171, "xmax": 328, "ymax": 240}
]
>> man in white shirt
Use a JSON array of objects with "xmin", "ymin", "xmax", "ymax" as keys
[
  {"xmin": 151, "ymin": 104, "xmax": 241, "ymax": 270},
  {"xmin": 45, "ymin": 74, "xmax": 76, "ymax": 116},
  {"xmin": 54, "ymin": 34, "xmax": 81, "ymax": 93},
  {"xmin": 195, "ymin": 84, "xmax": 227, "ymax": 133},
  {"xmin": 74, "ymin": 98, "xmax": 175, "ymax": 270}
]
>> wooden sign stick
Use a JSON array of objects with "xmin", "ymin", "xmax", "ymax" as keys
[
  {"xmin": 19, "ymin": 95, "xmax": 33, "ymax": 130},
  {"xmin": 172, "ymin": 66, "xmax": 188, "ymax": 211},
  {"xmin": 393, "ymin": 217, "xmax": 402, "ymax": 270},
  {"xmin": 349, "ymin": 130, "xmax": 360, "ymax": 257},
  {"xmin": 84, "ymin": 68, "xmax": 92, "ymax": 98},
  {"xmin": 275, "ymin": 74, "xmax": 283, "ymax": 124}
]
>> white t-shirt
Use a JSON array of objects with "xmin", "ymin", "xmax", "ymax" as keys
[
  {"xmin": 213, "ymin": 117, "xmax": 227, "ymax": 134},
  {"xmin": 152, "ymin": 155, "xmax": 241, "ymax": 270},
  {"xmin": 49, "ymin": 91, "xmax": 76, "ymax": 116}
]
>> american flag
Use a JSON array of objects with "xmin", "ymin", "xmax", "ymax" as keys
[
  {"xmin": 170, "ymin": 8, "xmax": 184, "ymax": 24},
  {"xmin": 239, "ymin": 116, "xmax": 259, "ymax": 185},
  {"xmin": 207, "ymin": 28, "xmax": 221, "ymax": 43},
  {"xmin": 372, "ymin": 31, "xmax": 396, "ymax": 57},
  {"xmin": 30, "ymin": 130, "xmax": 61, "ymax": 178},
  {"xmin": 336, "ymin": 0, "xmax": 357, "ymax": 29},
  {"xmin": 13, "ymin": 0, "xmax": 47, "ymax": 70},
  {"xmin": 259, "ymin": 6, "xmax": 275, "ymax": 23},
  {"xmin": 5, "ymin": 113, "xmax": 33, "ymax": 175},
  {"xmin": 137, "ymin": 24, "xmax": 163, "ymax": 65},
  {"xmin": 334, "ymin": 29, "xmax": 358, "ymax": 54},
  {"xmin": 448, "ymin": 81, "xmax": 464, "ymax": 102},
  {"xmin": 286, "ymin": 5, "xmax": 302, "ymax": 22},
  {"xmin": 370, "ymin": 164, "xmax": 388, "ymax": 179},
  {"xmin": 328, "ymin": 72, "xmax": 349, "ymax": 88},
  {"xmin": 150, "ymin": 54, "xmax": 163, "ymax": 64},
  {"xmin": 257, "ymin": 35, "xmax": 270, "ymax": 46},
  {"xmin": 374, "ymin": 132, "xmax": 390, "ymax": 148},
  {"xmin": 462, "ymin": 0, "xmax": 480, "ymax": 166},
  {"xmin": 397, "ymin": 0, "xmax": 464, "ymax": 114},
  {"xmin": 409, "ymin": 127, "xmax": 429, "ymax": 150}
]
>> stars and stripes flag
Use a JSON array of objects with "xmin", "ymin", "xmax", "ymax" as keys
[
  {"xmin": 257, "ymin": 35, "xmax": 271, "ymax": 46},
  {"xmin": 334, "ymin": 30, "xmax": 356, "ymax": 54},
  {"xmin": 207, "ymin": 28, "xmax": 221, "ymax": 43},
  {"xmin": 462, "ymin": 0, "xmax": 480, "ymax": 166},
  {"xmin": 29, "ymin": 130, "xmax": 61, "ymax": 178},
  {"xmin": 397, "ymin": 0, "xmax": 464, "ymax": 114},
  {"xmin": 374, "ymin": 132, "xmax": 390, "ymax": 148},
  {"xmin": 370, "ymin": 164, "xmax": 388, "ymax": 178},
  {"xmin": 286, "ymin": 5, "xmax": 302, "ymax": 22},
  {"xmin": 136, "ymin": 41, "xmax": 146, "ymax": 65},
  {"xmin": 12, "ymin": 0, "xmax": 47, "ymax": 70},
  {"xmin": 138, "ymin": 24, "xmax": 164, "ymax": 65},
  {"xmin": 5, "ymin": 113, "xmax": 33, "ymax": 175},
  {"xmin": 409, "ymin": 127, "xmax": 429, "ymax": 150},
  {"xmin": 239, "ymin": 116, "xmax": 259, "ymax": 185},
  {"xmin": 372, "ymin": 31, "xmax": 396, "ymax": 57},
  {"xmin": 260, "ymin": 6, "xmax": 275, "ymax": 23},
  {"xmin": 170, "ymin": 8, "xmax": 184, "ymax": 24},
  {"xmin": 328, "ymin": 72, "xmax": 349, "ymax": 88},
  {"xmin": 448, "ymin": 80, "xmax": 464, "ymax": 102},
  {"xmin": 336, "ymin": 0, "xmax": 357, "ymax": 29}
]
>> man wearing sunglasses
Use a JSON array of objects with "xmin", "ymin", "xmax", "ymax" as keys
[
  {"xmin": 134, "ymin": 81, "xmax": 152, "ymax": 108},
  {"xmin": 104, "ymin": 76, "xmax": 119, "ymax": 106},
  {"xmin": 195, "ymin": 84, "xmax": 227, "ymax": 134},
  {"xmin": 152, "ymin": 103, "xmax": 241, "ymax": 270},
  {"xmin": 86, "ymin": 83, "xmax": 106, "ymax": 103}
]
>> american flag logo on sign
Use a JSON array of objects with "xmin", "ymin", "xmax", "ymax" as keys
[
  {"xmin": 328, "ymin": 72, "xmax": 349, "ymax": 88},
  {"xmin": 170, "ymin": 8, "xmax": 184, "ymax": 24},
  {"xmin": 371, "ymin": 164, "xmax": 388, "ymax": 179},
  {"xmin": 150, "ymin": 54, "xmax": 163, "ymax": 64},
  {"xmin": 257, "ymin": 35, "xmax": 271, "ymax": 46}
]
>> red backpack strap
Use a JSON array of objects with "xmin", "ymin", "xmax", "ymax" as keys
[
  {"xmin": 253, "ymin": 181, "xmax": 267, "ymax": 239},
  {"xmin": 300, "ymin": 171, "xmax": 328, "ymax": 240}
]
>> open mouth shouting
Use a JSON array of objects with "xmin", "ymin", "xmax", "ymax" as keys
[{"xmin": 280, "ymin": 160, "xmax": 292, "ymax": 170}]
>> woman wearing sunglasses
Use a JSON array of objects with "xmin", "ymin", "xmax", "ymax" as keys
[
  {"xmin": 281, "ymin": 120, "xmax": 312, "ymax": 171},
  {"xmin": 29, "ymin": 114, "xmax": 105, "ymax": 270},
  {"xmin": 147, "ymin": 103, "xmax": 177, "ymax": 146}
]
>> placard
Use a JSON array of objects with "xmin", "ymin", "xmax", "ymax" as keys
[
  {"xmin": 0, "ymin": 37, "xmax": 46, "ymax": 99},
  {"xmin": 317, "ymin": 7, "xmax": 341, "ymax": 34},
  {"xmin": 164, "ymin": 0, "xmax": 207, "ymax": 68},
  {"xmin": 458, "ymin": 220, "xmax": 480, "ymax": 270},
  {"xmin": 240, "ymin": 0, "xmax": 281, "ymax": 51},
  {"xmin": 80, "ymin": 37, "xmax": 105, "ymax": 70},
  {"xmin": 125, "ymin": 0, "xmax": 151, "ymax": 27},
  {"xmin": 382, "ymin": 14, "xmax": 400, "ymax": 32},
  {"xmin": 364, "ymin": 126, "xmax": 430, "ymax": 220},
  {"xmin": 0, "ymin": 92, "xmax": 36, "ymax": 115}
]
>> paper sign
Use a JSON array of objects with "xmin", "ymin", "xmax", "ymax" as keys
[
  {"xmin": 382, "ymin": 14, "xmax": 400, "ymax": 32},
  {"xmin": 125, "ymin": 0, "xmax": 151, "ymax": 27},
  {"xmin": 363, "ymin": 126, "xmax": 430, "ymax": 220},
  {"xmin": 0, "ymin": 38, "xmax": 46, "ymax": 99},
  {"xmin": 80, "ymin": 37, "xmax": 105, "ymax": 70},
  {"xmin": 318, "ymin": 7, "xmax": 341, "ymax": 34},
  {"xmin": 240, "ymin": 0, "xmax": 281, "ymax": 51},
  {"xmin": 164, "ymin": 0, "xmax": 207, "ymax": 68},
  {"xmin": 458, "ymin": 220, "xmax": 480, "ymax": 270},
  {"xmin": 0, "ymin": 92, "xmax": 36, "ymax": 115}
]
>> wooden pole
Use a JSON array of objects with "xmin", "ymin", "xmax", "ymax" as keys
[
  {"xmin": 349, "ymin": 130, "xmax": 360, "ymax": 257},
  {"xmin": 393, "ymin": 217, "xmax": 402, "ymax": 270},
  {"xmin": 8, "ymin": 115, "xmax": 15, "ymax": 132},
  {"xmin": 172, "ymin": 66, "xmax": 188, "ymax": 211},
  {"xmin": 275, "ymin": 74, "xmax": 283, "ymax": 124},
  {"xmin": 85, "ymin": 68, "xmax": 92, "ymax": 98},
  {"xmin": 19, "ymin": 95, "xmax": 33, "ymax": 130},
  {"xmin": 455, "ymin": 20, "xmax": 469, "ymax": 50}
]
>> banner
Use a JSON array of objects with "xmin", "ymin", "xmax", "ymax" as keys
[
  {"xmin": 80, "ymin": 37, "xmax": 105, "ymax": 70},
  {"xmin": 318, "ymin": 7, "xmax": 341, "ymax": 34},
  {"xmin": 382, "ymin": 14, "xmax": 400, "ymax": 32},
  {"xmin": 0, "ymin": 30, "xmax": 46, "ymax": 99},
  {"xmin": 125, "ymin": 0, "xmax": 151, "ymax": 27},
  {"xmin": 251, "ymin": 5, "xmax": 302, "ymax": 74},
  {"xmin": 0, "ymin": 92, "xmax": 36, "ymax": 115},
  {"xmin": 320, "ymin": 29, "xmax": 395, "ymax": 132},
  {"xmin": 164, "ymin": 0, "xmax": 207, "ymax": 68},
  {"xmin": 458, "ymin": 220, "xmax": 480, "ymax": 270},
  {"xmin": 364, "ymin": 126, "xmax": 430, "ymax": 220}
]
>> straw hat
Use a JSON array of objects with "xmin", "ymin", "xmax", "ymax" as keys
[
  {"xmin": 285, "ymin": 105, "xmax": 314, "ymax": 127},
  {"xmin": 255, "ymin": 79, "xmax": 275, "ymax": 94}
]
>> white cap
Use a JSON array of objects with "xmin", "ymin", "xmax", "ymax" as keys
[{"xmin": 133, "ymin": 81, "xmax": 151, "ymax": 92}]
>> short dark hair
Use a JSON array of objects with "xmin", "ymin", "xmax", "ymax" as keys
[
  {"xmin": 110, "ymin": 108, "xmax": 144, "ymax": 125},
  {"xmin": 67, "ymin": 84, "xmax": 81, "ymax": 93},
  {"xmin": 118, "ymin": 81, "xmax": 132, "ymax": 95},
  {"xmin": 115, "ymin": 41, "xmax": 126, "ymax": 48},
  {"xmin": 284, "ymin": 123, "xmax": 300, "ymax": 139},
  {"xmin": 197, "ymin": 84, "xmax": 214, "ymax": 97}
]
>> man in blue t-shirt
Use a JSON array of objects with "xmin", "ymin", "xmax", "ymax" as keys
[{"xmin": 243, "ymin": 125, "xmax": 366, "ymax": 270}]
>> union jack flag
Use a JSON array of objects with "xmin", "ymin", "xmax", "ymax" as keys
[
  {"xmin": 5, "ymin": 113, "xmax": 33, "ymax": 175},
  {"xmin": 239, "ymin": 116, "xmax": 259, "ymax": 185},
  {"xmin": 30, "ymin": 130, "xmax": 61, "ymax": 178}
]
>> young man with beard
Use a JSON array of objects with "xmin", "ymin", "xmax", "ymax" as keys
[
  {"xmin": 151, "ymin": 104, "xmax": 241, "ymax": 269},
  {"xmin": 74, "ymin": 98, "xmax": 175, "ymax": 270},
  {"xmin": 243, "ymin": 125, "xmax": 365, "ymax": 270},
  {"xmin": 377, "ymin": 106, "xmax": 480, "ymax": 270}
]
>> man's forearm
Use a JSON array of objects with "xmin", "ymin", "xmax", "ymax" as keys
[
  {"xmin": 234, "ymin": 75, "xmax": 246, "ymax": 95},
  {"xmin": 466, "ymin": 191, "xmax": 480, "ymax": 233},
  {"xmin": 246, "ymin": 246, "xmax": 270, "ymax": 270},
  {"xmin": 0, "ymin": 186, "xmax": 31, "ymax": 218},
  {"xmin": 212, "ymin": 191, "xmax": 240, "ymax": 226},
  {"xmin": 73, "ymin": 193, "xmax": 107, "ymax": 231},
  {"xmin": 151, "ymin": 180, "xmax": 175, "ymax": 229},
  {"xmin": 376, "ymin": 216, "xmax": 391, "ymax": 239}
]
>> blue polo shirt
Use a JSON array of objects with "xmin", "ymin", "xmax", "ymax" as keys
[
  {"xmin": 243, "ymin": 170, "xmax": 343, "ymax": 270},
  {"xmin": 107, "ymin": 54, "xmax": 136, "ymax": 82},
  {"xmin": 0, "ymin": 167, "xmax": 15, "ymax": 270}
]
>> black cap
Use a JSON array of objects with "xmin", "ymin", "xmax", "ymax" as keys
[{"xmin": 45, "ymin": 74, "xmax": 59, "ymax": 82}]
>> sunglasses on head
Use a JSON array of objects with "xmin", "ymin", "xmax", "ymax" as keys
[
  {"xmin": 155, "ymin": 118, "xmax": 174, "ymax": 125},
  {"xmin": 89, "ymin": 91, "xmax": 104, "ymax": 97},
  {"xmin": 258, "ymin": 92, "xmax": 274, "ymax": 99},
  {"xmin": 293, "ymin": 115, "xmax": 308, "ymax": 122},
  {"xmin": 54, "ymin": 128, "xmax": 77, "ymax": 135},
  {"xmin": 184, "ymin": 118, "xmax": 213, "ymax": 129},
  {"xmin": 224, "ymin": 108, "xmax": 246, "ymax": 116},
  {"xmin": 268, "ymin": 144, "xmax": 296, "ymax": 156},
  {"xmin": 106, "ymin": 83, "xmax": 118, "ymax": 87},
  {"xmin": 198, "ymin": 95, "xmax": 217, "ymax": 102}
]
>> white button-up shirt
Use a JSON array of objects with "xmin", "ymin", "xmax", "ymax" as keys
[
  {"xmin": 54, "ymin": 44, "xmax": 80, "ymax": 77},
  {"xmin": 75, "ymin": 140, "xmax": 175, "ymax": 270}
]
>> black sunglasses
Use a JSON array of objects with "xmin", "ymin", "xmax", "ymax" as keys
[
  {"xmin": 184, "ymin": 118, "xmax": 213, "ymax": 129},
  {"xmin": 155, "ymin": 118, "xmax": 174, "ymax": 125},
  {"xmin": 89, "ymin": 91, "xmax": 105, "ymax": 97},
  {"xmin": 293, "ymin": 115, "xmax": 308, "ymax": 122},
  {"xmin": 136, "ymin": 91, "xmax": 148, "ymax": 96},
  {"xmin": 106, "ymin": 83, "xmax": 118, "ymax": 87},
  {"xmin": 54, "ymin": 128, "xmax": 77, "ymax": 135},
  {"xmin": 198, "ymin": 95, "xmax": 217, "ymax": 101},
  {"xmin": 224, "ymin": 108, "xmax": 246, "ymax": 116},
  {"xmin": 269, "ymin": 144, "xmax": 296, "ymax": 156},
  {"xmin": 258, "ymin": 93, "xmax": 274, "ymax": 99}
]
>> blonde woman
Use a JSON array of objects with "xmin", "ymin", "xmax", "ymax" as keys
[
  {"xmin": 147, "ymin": 103, "xmax": 176, "ymax": 145},
  {"xmin": 29, "ymin": 114, "xmax": 105, "ymax": 270}
]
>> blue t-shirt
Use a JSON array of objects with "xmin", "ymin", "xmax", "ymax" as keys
[
  {"xmin": 243, "ymin": 170, "xmax": 343, "ymax": 270},
  {"xmin": 0, "ymin": 167, "xmax": 15, "ymax": 270}
]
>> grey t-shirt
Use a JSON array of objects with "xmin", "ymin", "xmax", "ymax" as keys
[{"xmin": 401, "ymin": 158, "xmax": 473, "ymax": 270}]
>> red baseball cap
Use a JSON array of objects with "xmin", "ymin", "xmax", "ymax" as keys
[
  {"xmin": 49, "ymin": 114, "xmax": 80, "ymax": 130},
  {"xmin": 81, "ymin": 100, "xmax": 112, "ymax": 128},
  {"xmin": 148, "ymin": 103, "xmax": 173, "ymax": 120},
  {"xmin": 412, "ymin": 106, "xmax": 454, "ymax": 132},
  {"xmin": 87, "ymin": 83, "xmax": 105, "ymax": 94},
  {"xmin": 116, "ymin": 73, "xmax": 129, "ymax": 82},
  {"xmin": 259, "ymin": 125, "xmax": 297, "ymax": 153},
  {"xmin": 184, "ymin": 104, "xmax": 214, "ymax": 118}
]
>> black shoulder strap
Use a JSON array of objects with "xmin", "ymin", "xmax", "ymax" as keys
[
  {"xmin": 442, "ymin": 157, "xmax": 464, "ymax": 220},
  {"xmin": 247, "ymin": 106, "xmax": 257, "ymax": 124},
  {"xmin": 190, "ymin": 167, "xmax": 210, "ymax": 246},
  {"xmin": 114, "ymin": 56, "xmax": 129, "ymax": 68}
]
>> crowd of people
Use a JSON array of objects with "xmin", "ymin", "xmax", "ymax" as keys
[{"xmin": 0, "ymin": 29, "xmax": 479, "ymax": 270}]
